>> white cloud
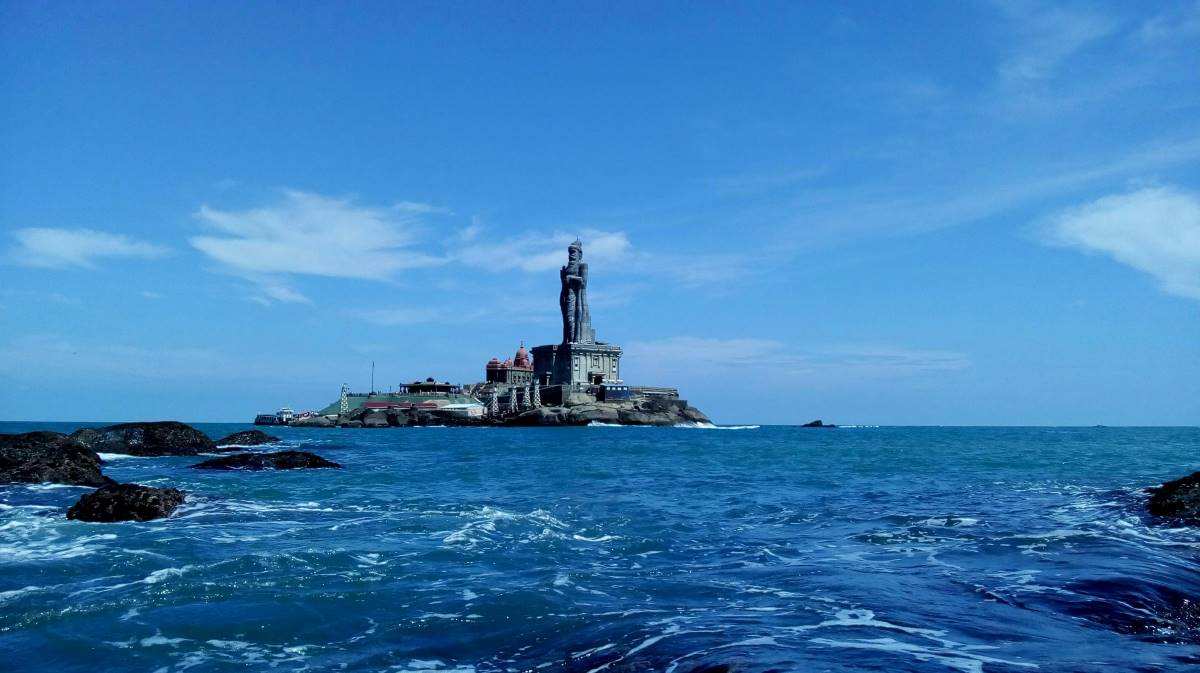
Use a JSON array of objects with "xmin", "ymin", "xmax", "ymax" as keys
[
  {"xmin": 1042, "ymin": 185, "xmax": 1200, "ymax": 300},
  {"xmin": 140, "ymin": 290, "xmax": 164, "ymax": 300},
  {"xmin": 190, "ymin": 190, "xmax": 447, "ymax": 303},
  {"xmin": 6, "ymin": 228, "xmax": 170, "ymax": 269}
]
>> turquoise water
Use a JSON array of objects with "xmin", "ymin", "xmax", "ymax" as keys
[{"xmin": 2, "ymin": 423, "xmax": 1199, "ymax": 672}]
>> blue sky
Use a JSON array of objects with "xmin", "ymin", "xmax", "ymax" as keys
[{"xmin": 2, "ymin": 1, "xmax": 1198, "ymax": 424}]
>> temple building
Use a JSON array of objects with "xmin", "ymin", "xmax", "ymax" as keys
[
  {"xmin": 531, "ymin": 239, "xmax": 623, "ymax": 387},
  {"xmin": 485, "ymin": 343, "xmax": 535, "ymax": 385}
]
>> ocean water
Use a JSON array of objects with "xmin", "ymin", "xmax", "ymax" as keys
[{"xmin": 2, "ymin": 423, "xmax": 1199, "ymax": 673}]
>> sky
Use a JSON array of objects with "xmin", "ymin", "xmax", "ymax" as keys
[{"xmin": 1, "ymin": 1, "xmax": 1198, "ymax": 425}]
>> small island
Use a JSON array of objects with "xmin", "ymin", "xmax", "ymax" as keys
[{"xmin": 265, "ymin": 239, "xmax": 712, "ymax": 428}]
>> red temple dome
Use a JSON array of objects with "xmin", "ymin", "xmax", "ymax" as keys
[{"xmin": 514, "ymin": 342, "xmax": 531, "ymax": 368}]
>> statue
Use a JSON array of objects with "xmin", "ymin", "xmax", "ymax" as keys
[{"xmin": 559, "ymin": 239, "xmax": 595, "ymax": 343}]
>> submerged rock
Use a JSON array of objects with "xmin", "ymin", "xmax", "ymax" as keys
[
  {"xmin": 214, "ymin": 430, "xmax": 280, "ymax": 448},
  {"xmin": 801, "ymin": 419, "xmax": 836, "ymax": 428},
  {"xmin": 190, "ymin": 450, "xmax": 341, "ymax": 470},
  {"xmin": 66, "ymin": 483, "xmax": 185, "ymax": 522},
  {"xmin": 69, "ymin": 421, "xmax": 216, "ymax": 456},
  {"xmin": 1148, "ymin": 471, "xmax": 1200, "ymax": 519},
  {"xmin": 0, "ymin": 431, "xmax": 110, "ymax": 486}
]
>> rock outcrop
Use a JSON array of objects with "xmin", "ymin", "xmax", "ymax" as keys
[
  {"xmin": 69, "ymin": 421, "xmax": 216, "ymax": 456},
  {"xmin": 214, "ymin": 430, "xmax": 280, "ymax": 448},
  {"xmin": 0, "ymin": 431, "xmax": 110, "ymax": 486},
  {"xmin": 1148, "ymin": 471, "xmax": 1200, "ymax": 519},
  {"xmin": 801, "ymin": 419, "xmax": 836, "ymax": 428},
  {"xmin": 191, "ymin": 450, "xmax": 341, "ymax": 470},
  {"xmin": 567, "ymin": 404, "xmax": 621, "ymax": 424},
  {"xmin": 505, "ymin": 406, "xmax": 575, "ymax": 426},
  {"xmin": 361, "ymin": 410, "xmax": 389, "ymax": 428},
  {"xmin": 503, "ymin": 397, "xmax": 711, "ymax": 426},
  {"xmin": 66, "ymin": 483, "xmax": 185, "ymax": 522},
  {"xmin": 291, "ymin": 415, "xmax": 335, "ymax": 428}
]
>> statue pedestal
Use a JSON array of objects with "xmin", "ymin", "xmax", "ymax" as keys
[{"xmin": 532, "ymin": 342, "xmax": 622, "ymax": 387}]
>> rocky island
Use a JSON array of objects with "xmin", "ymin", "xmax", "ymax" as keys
[{"xmin": 264, "ymin": 239, "xmax": 713, "ymax": 428}]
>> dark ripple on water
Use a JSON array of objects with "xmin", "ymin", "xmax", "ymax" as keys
[{"xmin": 2, "ymin": 424, "xmax": 1200, "ymax": 672}]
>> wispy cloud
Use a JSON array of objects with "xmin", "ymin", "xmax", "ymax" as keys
[
  {"xmin": 1041, "ymin": 185, "xmax": 1200, "ymax": 301},
  {"xmin": 190, "ymin": 190, "xmax": 447, "ymax": 304},
  {"xmin": 1136, "ymin": 1, "xmax": 1200, "ymax": 43},
  {"xmin": 625, "ymin": 337, "xmax": 970, "ymax": 386},
  {"xmin": 994, "ymin": 3, "xmax": 1118, "ymax": 82},
  {"xmin": 6, "ymin": 228, "xmax": 170, "ymax": 269},
  {"xmin": 783, "ymin": 132, "xmax": 1200, "ymax": 249},
  {"xmin": 455, "ymin": 229, "xmax": 632, "ymax": 273}
]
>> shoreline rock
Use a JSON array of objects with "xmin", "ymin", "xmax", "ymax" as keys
[
  {"xmin": 70, "ymin": 421, "xmax": 216, "ymax": 456},
  {"xmin": 214, "ymin": 430, "xmax": 280, "ymax": 448},
  {"xmin": 66, "ymin": 483, "xmax": 185, "ymax": 522},
  {"xmin": 801, "ymin": 420, "xmax": 837, "ymax": 428},
  {"xmin": 0, "ymin": 431, "xmax": 110, "ymax": 486},
  {"xmin": 191, "ymin": 450, "xmax": 341, "ymax": 471},
  {"xmin": 1148, "ymin": 471, "xmax": 1200, "ymax": 520}
]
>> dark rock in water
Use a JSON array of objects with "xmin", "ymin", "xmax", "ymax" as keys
[
  {"xmin": 0, "ymin": 431, "xmax": 111, "ymax": 486},
  {"xmin": 69, "ymin": 421, "xmax": 216, "ymax": 456},
  {"xmin": 340, "ymin": 420, "xmax": 364, "ymax": 428},
  {"xmin": 190, "ymin": 450, "xmax": 341, "ymax": 470},
  {"xmin": 66, "ymin": 483, "xmax": 185, "ymax": 522},
  {"xmin": 801, "ymin": 419, "xmax": 835, "ymax": 428},
  {"xmin": 1148, "ymin": 471, "xmax": 1200, "ymax": 519},
  {"xmin": 213, "ymin": 430, "xmax": 280, "ymax": 448}
]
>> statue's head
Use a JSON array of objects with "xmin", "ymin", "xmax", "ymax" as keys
[{"xmin": 568, "ymin": 239, "xmax": 583, "ymax": 262}]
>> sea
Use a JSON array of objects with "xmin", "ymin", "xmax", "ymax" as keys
[{"xmin": 2, "ymin": 423, "xmax": 1199, "ymax": 673}]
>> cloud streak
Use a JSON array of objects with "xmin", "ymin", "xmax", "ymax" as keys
[
  {"xmin": 6, "ymin": 228, "xmax": 170, "ymax": 269},
  {"xmin": 1042, "ymin": 185, "xmax": 1200, "ymax": 301},
  {"xmin": 190, "ymin": 190, "xmax": 446, "ymax": 304},
  {"xmin": 625, "ymin": 337, "xmax": 970, "ymax": 386}
]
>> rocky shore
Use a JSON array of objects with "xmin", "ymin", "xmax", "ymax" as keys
[
  {"xmin": 0, "ymin": 422, "xmax": 339, "ymax": 523},
  {"xmin": 2, "ymin": 410, "xmax": 716, "ymax": 524}
]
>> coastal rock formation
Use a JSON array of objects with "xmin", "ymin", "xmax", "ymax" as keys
[
  {"xmin": 362, "ymin": 410, "xmax": 389, "ymax": 428},
  {"xmin": 69, "ymin": 421, "xmax": 216, "ymax": 456},
  {"xmin": 802, "ymin": 419, "xmax": 836, "ymax": 428},
  {"xmin": 0, "ymin": 431, "xmax": 110, "ymax": 486},
  {"xmin": 568, "ymin": 404, "xmax": 621, "ymax": 424},
  {"xmin": 503, "ymin": 397, "xmax": 712, "ymax": 427},
  {"xmin": 214, "ymin": 430, "xmax": 280, "ymax": 448},
  {"xmin": 66, "ymin": 483, "xmax": 185, "ymax": 522},
  {"xmin": 506, "ymin": 406, "xmax": 574, "ymax": 426},
  {"xmin": 291, "ymin": 415, "xmax": 335, "ymax": 428},
  {"xmin": 191, "ymin": 450, "xmax": 341, "ymax": 470},
  {"xmin": 1148, "ymin": 471, "xmax": 1200, "ymax": 519}
]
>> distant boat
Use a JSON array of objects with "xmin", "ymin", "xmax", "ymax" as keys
[{"xmin": 254, "ymin": 407, "xmax": 296, "ymax": 426}]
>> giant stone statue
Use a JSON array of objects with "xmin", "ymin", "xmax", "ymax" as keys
[{"xmin": 559, "ymin": 239, "xmax": 595, "ymax": 344}]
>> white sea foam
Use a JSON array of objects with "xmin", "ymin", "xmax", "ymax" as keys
[
  {"xmin": 391, "ymin": 661, "xmax": 474, "ymax": 673},
  {"xmin": 97, "ymin": 452, "xmax": 145, "ymax": 460},
  {"xmin": 572, "ymin": 534, "xmax": 619, "ymax": 542},
  {"xmin": 808, "ymin": 637, "xmax": 1035, "ymax": 673},
  {"xmin": 0, "ymin": 584, "xmax": 47, "ymax": 603},
  {"xmin": 140, "ymin": 634, "xmax": 190, "ymax": 647},
  {"xmin": 676, "ymin": 423, "xmax": 760, "ymax": 430}
]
